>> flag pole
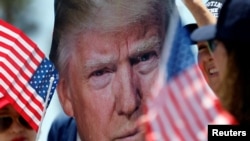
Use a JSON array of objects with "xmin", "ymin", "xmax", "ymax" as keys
[{"xmin": 35, "ymin": 76, "xmax": 55, "ymax": 141}]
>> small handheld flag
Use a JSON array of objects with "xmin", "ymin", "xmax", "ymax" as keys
[
  {"xmin": 141, "ymin": 8, "xmax": 237, "ymax": 141},
  {"xmin": 0, "ymin": 19, "xmax": 59, "ymax": 132}
]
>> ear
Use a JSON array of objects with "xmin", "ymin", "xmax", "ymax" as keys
[{"xmin": 57, "ymin": 78, "xmax": 74, "ymax": 117}]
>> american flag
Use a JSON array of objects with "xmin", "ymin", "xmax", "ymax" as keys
[
  {"xmin": 0, "ymin": 19, "xmax": 59, "ymax": 131},
  {"xmin": 141, "ymin": 9, "xmax": 237, "ymax": 141}
]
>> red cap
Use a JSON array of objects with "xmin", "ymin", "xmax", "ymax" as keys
[{"xmin": 0, "ymin": 95, "xmax": 10, "ymax": 109}]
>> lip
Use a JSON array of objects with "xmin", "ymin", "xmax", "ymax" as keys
[
  {"xmin": 206, "ymin": 65, "xmax": 219, "ymax": 77},
  {"xmin": 114, "ymin": 129, "xmax": 141, "ymax": 141},
  {"xmin": 12, "ymin": 137, "xmax": 27, "ymax": 141}
]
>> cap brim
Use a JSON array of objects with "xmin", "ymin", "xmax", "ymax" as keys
[
  {"xmin": 183, "ymin": 23, "xmax": 198, "ymax": 45},
  {"xmin": 191, "ymin": 25, "xmax": 216, "ymax": 42},
  {"xmin": 0, "ymin": 98, "xmax": 10, "ymax": 109}
]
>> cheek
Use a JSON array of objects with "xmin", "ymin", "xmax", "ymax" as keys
[
  {"xmin": 0, "ymin": 134, "xmax": 7, "ymax": 141},
  {"xmin": 27, "ymin": 130, "xmax": 37, "ymax": 140},
  {"xmin": 73, "ymin": 90, "xmax": 114, "ymax": 140},
  {"xmin": 213, "ymin": 47, "xmax": 228, "ymax": 81},
  {"xmin": 198, "ymin": 63, "xmax": 208, "ymax": 80},
  {"xmin": 137, "ymin": 67, "xmax": 159, "ymax": 95}
]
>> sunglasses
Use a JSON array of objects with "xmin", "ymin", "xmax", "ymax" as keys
[
  {"xmin": 0, "ymin": 116, "xmax": 32, "ymax": 132},
  {"xmin": 208, "ymin": 39, "xmax": 217, "ymax": 52}
]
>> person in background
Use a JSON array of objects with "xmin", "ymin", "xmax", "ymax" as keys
[
  {"xmin": 182, "ymin": 0, "xmax": 225, "ymax": 94},
  {"xmin": 47, "ymin": 112, "xmax": 79, "ymax": 141},
  {"xmin": 191, "ymin": 0, "xmax": 250, "ymax": 124},
  {"xmin": 48, "ymin": 0, "xmax": 175, "ymax": 140},
  {"xmin": 0, "ymin": 96, "xmax": 37, "ymax": 141}
]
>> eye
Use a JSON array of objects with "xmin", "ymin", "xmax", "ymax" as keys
[
  {"xmin": 88, "ymin": 68, "xmax": 114, "ymax": 89},
  {"xmin": 131, "ymin": 51, "xmax": 157, "ymax": 65},
  {"xmin": 139, "ymin": 52, "xmax": 155, "ymax": 61},
  {"xmin": 198, "ymin": 45, "xmax": 207, "ymax": 51},
  {"xmin": 90, "ymin": 68, "xmax": 110, "ymax": 77}
]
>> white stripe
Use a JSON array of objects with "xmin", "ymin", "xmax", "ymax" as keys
[
  {"xmin": 0, "ymin": 36, "xmax": 43, "ymax": 70},
  {"xmin": 179, "ymin": 69, "xmax": 209, "ymax": 123},
  {"xmin": 146, "ymin": 105, "xmax": 164, "ymax": 141},
  {"xmin": 164, "ymin": 86, "xmax": 187, "ymax": 141},
  {"xmin": 185, "ymin": 67, "xmax": 211, "ymax": 123},
  {"xmin": 0, "ymin": 25, "xmax": 20, "ymax": 38},
  {"xmin": 170, "ymin": 76, "xmax": 200, "ymax": 140},
  {"xmin": 0, "ymin": 25, "xmax": 42, "ymax": 61},
  {"xmin": 178, "ymin": 71, "xmax": 208, "ymax": 140},
  {"xmin": 0, "ymin": 45, "xmax": 9, "ymax": 54},
  {"xmin": 0, "ymin": 67, "xmax": 44, "ymax": 114},
  {"xmin": 0, "ymin": 48, "xmax": 33, "ymax": 77},
  {"xmin": 157, "ymin": 105, "xmax": 177, "ymax": 141},
  {"xmin": 188, "ymin": 68, "xmax": 220, "ymax": 124},
  {"xmin": 0, "ymin": 92, "xmax": 3, "ymax": 98},
  {"xmin": 0, "ymin": 79, "xmax": 40, "ymax": 126},
  {"xmin": 169, "ymin": 79, "xmax": 195, "ymax": 140}
]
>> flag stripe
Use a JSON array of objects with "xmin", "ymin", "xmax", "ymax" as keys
[
  {"xmin": 186, "ymin": 68, "xmax": 214, "ymax": 122},
  {"xmin": 179, "ymin": 67, "xmax": 209, "ymax": 128},
  {"xmin": 0, "ymin": 67, "xmax": 43, "ymax": 116},
  {"xmin": 162, "ymin": 88, "xmax": 186, "ymax": 141},
  {"xmin": 0, "ymin": 31, "xmax": 44, "ymax": 69},
  {"xmin": 0, "ymin": 78, "xmax": 40, "ymax": 125},
  {"xmin": 0, "ymin": 56, "xmax": 44, "ymax": 109},
  {"xmin": 142, "ymin": 9, "xmax": 236, "ymax": 141},
  {"xmin": 0, "ymin": 20, "xmax": 59, "ymax": 131},
  {"xmin": 0, "ymin": 24, "xmax": 44, "ymax": 60},
  {"xmin": 169, "ymin": 77, "xmax": 200, "ymax": 139}
]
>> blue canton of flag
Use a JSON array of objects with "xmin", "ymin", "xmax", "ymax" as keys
[
  {"xmin": 29, "ymin": 58, "xmax": 59, "ymax": 108},
  {"xmin": 167, "ymin": 18, "xmax": 195, "ymax": 81}
]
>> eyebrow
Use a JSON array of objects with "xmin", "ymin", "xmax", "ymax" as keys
[
  {"xmin": 81, "ymin": 36, "xmax": 162, "ymax": 73},
  {"xmin": 0, "ymin": 107, "xmax": 9, "ymax": 114},
  {"xmin": 130, "ymin": 36, "xmax": 162, "ymax": 58},
  {"xmin": 84, "ymin": 58, "xmax": 115, "ymax": 69},
  {"xmin": 82, "ymin": 56, "xmax": 117, "ymax": 76}
]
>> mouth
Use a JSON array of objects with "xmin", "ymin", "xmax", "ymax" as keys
[
  {"xmin": 12, "ymin": 137, "xmax": 27, "ymax": 141},
  {"xmin": 208, "ymin": 67, "xmax": 219, "ymax": 76},
  {"xmin": 115, "ymin": 129, "xmax": 141, "ymax": 141}
]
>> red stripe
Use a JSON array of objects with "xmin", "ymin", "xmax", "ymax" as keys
[
  {"xmin": 20, "ymin": 32, "xmax": 45, "ymax": 59},
  {"xmin": 11, "ymin": 36, "xmax": 43, "ymax": 66},
  {"xmin": 1, "ymin": 64, "xmax": 44, "ymax": 111},
  {"xmin": 1, "ymin": 70, "xmax": 42, "ymax": 119},
  {"xmin": 8, "ymin": 97, "xmax": 41, "ymax": 131},
  {"xmin": 155, "ymin": 108, "xmax": 170, "ymax": 140},
  {"xmin": 168, "ymin": 76, "xmax": 199, "ymax": 139},
  {"xmin": 143, "ymin": 65, "xmax": 237, "ymax": 140},
  {"xmin": 0, "ymin": 19, "xmax": 46, "ymax": 132},
  {"xmin": 0, "ymin": 42, "xmax": 37, "ymax": 76},
  {"xmin": 0, "ymin": 61, "xmax": 44, "ymax": 112},
  {"xmin": 161, "ymin": 87, "xmax": 185, "ymax": 141},
  {"xmin": 185, "ymin": 66, "xmax": 213, "ymax": 123},
  {"xmin": 144, "ymin": 107, "xmax": 158, "ymax": 141},
  {"xmin": 0, "ymin": 53, "xmax": 30, "ymax": 82},
  {"xmin": 0, "ymin": 20, "xmax": 22, "ymax": 34},
  {"xmin": 190, "ymin": 66, "xmax": 215, "ymax": 123},
  {"xmin": 1, "ymin": 29, "xmax": 44, "ymax": 65},
  {"xmin": 194, "ymin": 68, "xmax": 233, "ymax": 124}
]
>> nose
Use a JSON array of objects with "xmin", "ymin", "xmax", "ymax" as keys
[
  {"xmin": 9, "ymin": 119, "xmax": 25, "ymax": 134},
  {"xmin": 115, "ymin": 64, "xmax": 141, "ymax": 117}
]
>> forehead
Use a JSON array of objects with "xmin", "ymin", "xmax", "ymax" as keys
[
  {"xmin": 82, "ymin": 22, "xmax": 164, "ymax": 43},
  {"xmin": 197, "ymin": 41, "xmax": 209, "ymax": 48},
  {"xmin": 0, "ymin": 105, "xmax": 18, "ymax": 115}
]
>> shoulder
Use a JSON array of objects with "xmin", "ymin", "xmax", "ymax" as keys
[{"xmin": 47, "ymin": 113, "xmax": 77, "ymax": 141}]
